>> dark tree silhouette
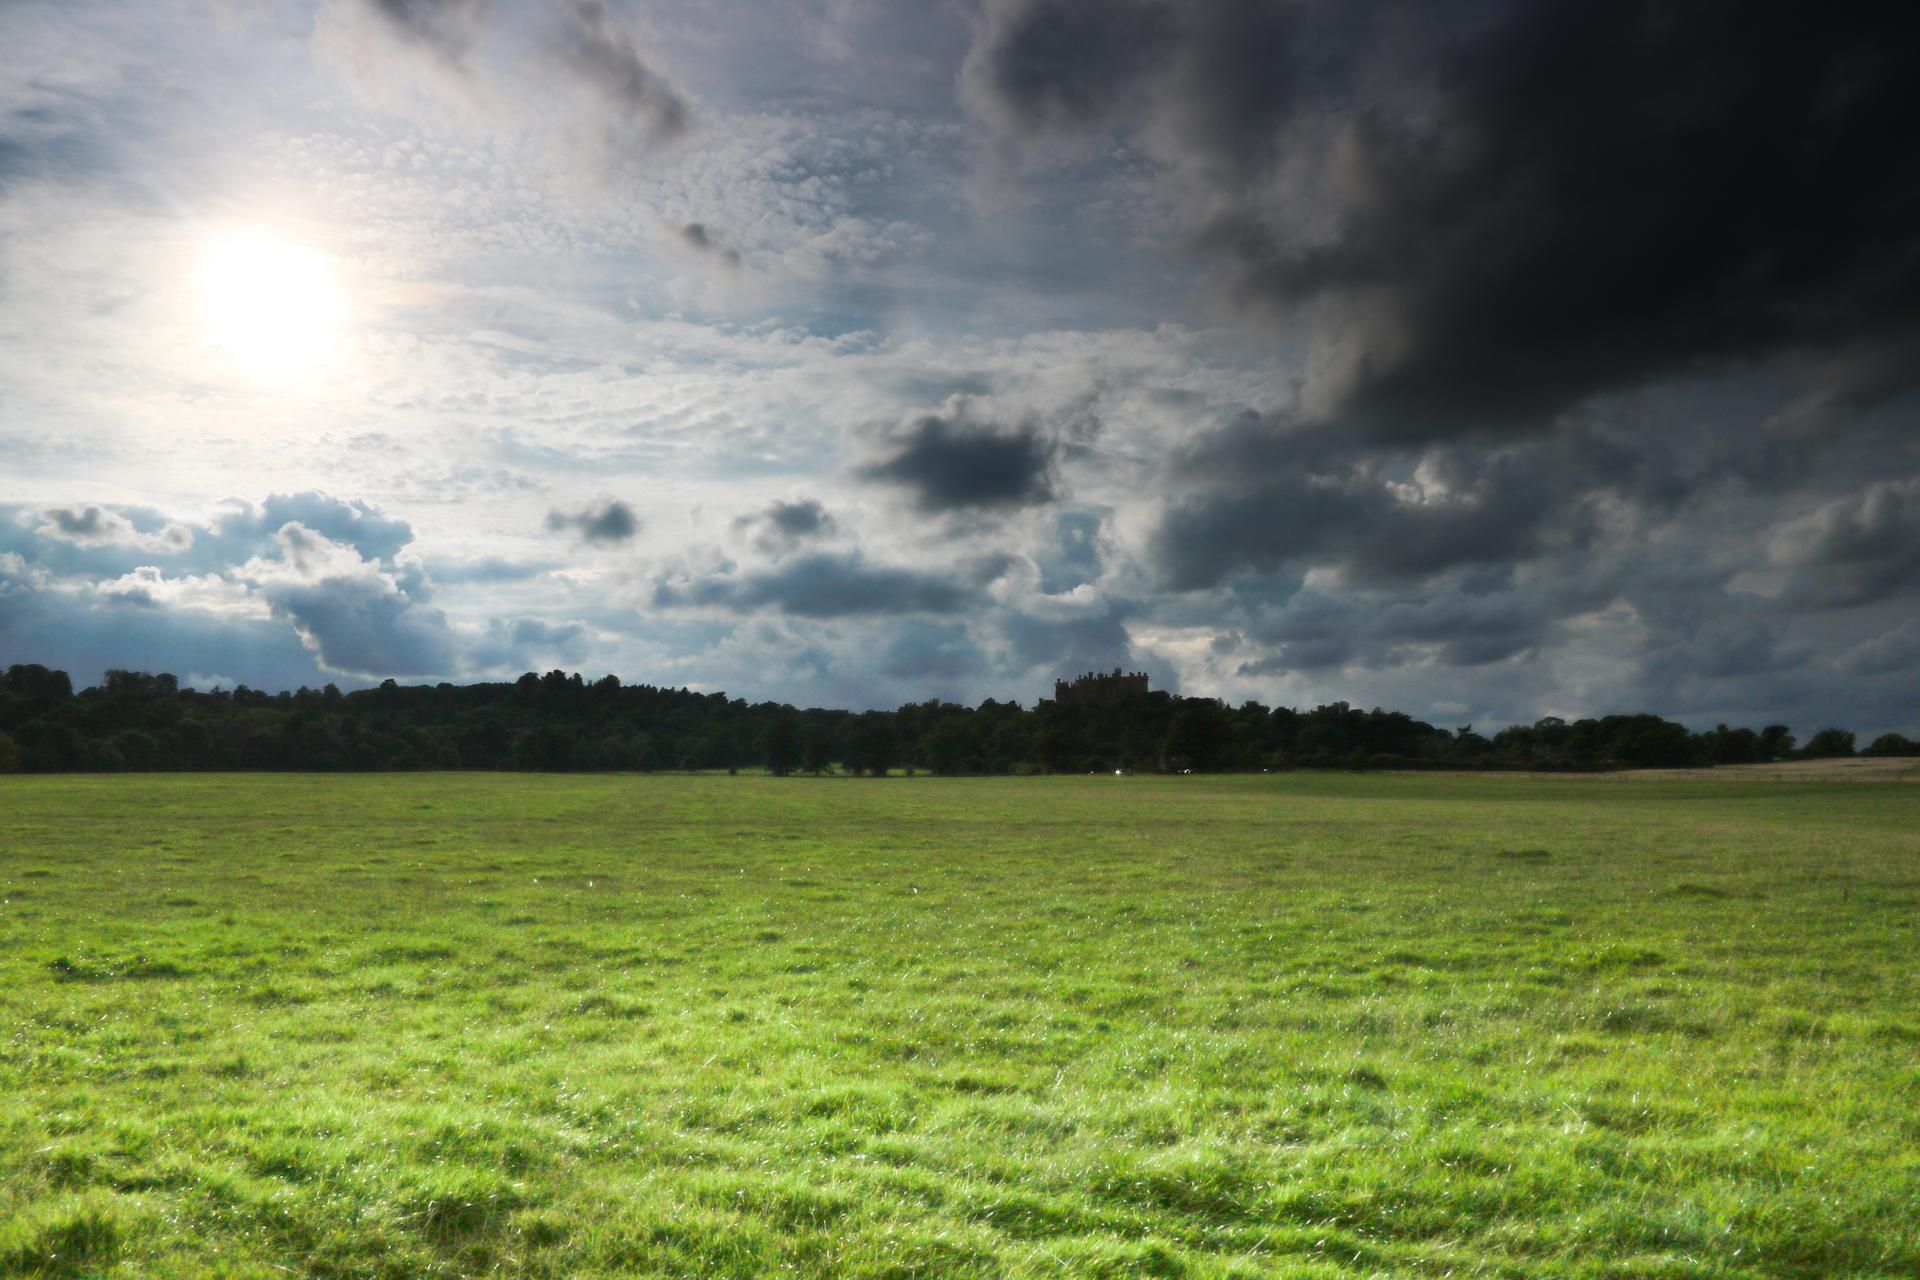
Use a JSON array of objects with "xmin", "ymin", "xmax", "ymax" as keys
[
  {"xmin": 1803, "ymin": 728, "xmax": 1857, "ymax": 758},
  {"xmin": 0, "ymin": 662, "xmax": 1898, "ymax": 779},
  {"xmin": 757, "ymin": 714, "xmax": 802, "ymax": 777}
]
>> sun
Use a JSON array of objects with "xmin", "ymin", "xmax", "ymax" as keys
[{"xmin": 198, "ymin": 228, "xmax": 348, "ymax": 380}]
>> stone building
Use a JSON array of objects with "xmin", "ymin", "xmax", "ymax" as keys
[{"xmin": 1053, "ymin": 668, "xmax": 1150, "ymax": 707}]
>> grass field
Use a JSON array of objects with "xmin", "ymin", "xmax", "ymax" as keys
[{"xmin": 2, "ymin": 773, "xmax": 1916, "ymax": 1279}]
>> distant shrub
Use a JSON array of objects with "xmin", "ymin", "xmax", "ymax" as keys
[{"xmin": 0, "ymin": 730, "xmax": 17, "ymax": 773}]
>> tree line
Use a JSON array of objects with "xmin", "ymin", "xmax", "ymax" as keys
[{"xmin": 0, "ymin": 663, "xmax": 1913, "ymax": 776}]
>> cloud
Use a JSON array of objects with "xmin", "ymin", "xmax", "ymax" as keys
[
  {"xmin": 1034, "ymin": 508, "xmax": 1104, "ymax": 593},
  {"xmin": 678, "ymin": 222, "xmax": 742, "ymax": 268},
  {"xmin": 261, "ymin": 571, "xmax": 458, "ymax": 677},
  {"xmin": 879, "ymin": 619, "xmax": 985, "ymax": 681},
  {"xmin": 732, "ymin": 498, "xmax": 834, "ymax": 554},
  {"xmin": 236, "ymin": 523, "xmax": 453, "ymax": 677},
  {"xmin": 553, "ymin": 0, "xmax": 689, "ymax": 143},
  {"xmin": 1228, "ymin": 582, "xmax": 1544, "ymax": 677},
  {"xmin": 9, "ymin": 3, "xmax": 1920, "ymax": 735},
  {"xmin": 423, "ymin": 556, "xmax": 557, "ymax": 585},
  {"xmin": 653, "ymin": 551, "xmax": 978, "ymax": 617},
  {"xmin": 0, "ymin": 575, "xmax": 331, "ymax": 693},
  {"xmin": 6, "ymin": 490, "xmax": 607, "ymax": 685},
  {"xmin": 546, "ymin": 498, "xmax": 640, "ymax": 544},
  {"xmin": 95, "ymin": 566, "xmax": 261, "ymax": 617},
  {"xmin": 1001, "ymin": 600, "xmax": 1136, "ymax": 676},
  {"xmin": 472, "ymin": 616, "xmax": 592, "ymax": 670},
  {"xmin": 362, "ymin": 0, "xmax": 485, "ymax": 68},
  {"xmin": 961, "ymin": 0, "xmax": 1174, "ymax": 147},
  {"xmin": 325, "ymin": 0, "xmax": 690, "ymax": 165},
  {"xmin": 1837, "ymin": 620, "xmax": 1920, "ymax": 677},
  {"xmin": 3, "ymin": 494, "xmax": 413, "ymax": 583},
  {"xmin": 1146, "ymin": 412, "xmax": 1608, "ymax": 591},
  {"xmin": 0, "ymin": 109, "xmax": 121, "ymax": 194},
  {"xmin": 857, "ymin": 411, "xmax": 1057, "ymax": 512},
  {"xmin": 207, "ymin": 493, "xmax": 415, "ymax": 568},
  {"xmin": 38, "ymin": 505, "xmax": 193, "ymax": 554},
  {"xmin": 965, "ymin": 1, "xmax": 1920, "ymax": 438},
  {"xmin": 1771, "ymin": 479, "xmax": 1920, "ymax": 609}
]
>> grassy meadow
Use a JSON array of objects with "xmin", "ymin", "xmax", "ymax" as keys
[{"xmin": 1, "ymin": 772, "xmax": 1916, "ymax": 1278}]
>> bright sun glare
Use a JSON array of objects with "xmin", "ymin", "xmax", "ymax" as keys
[{"xmin": 198, "ymin": 228, "xmax": 347, "ymax": 379}]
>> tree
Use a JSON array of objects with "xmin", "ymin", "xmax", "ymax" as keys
[
  {"xmin": 922, "ymin": 721, "xmax": 972, "ymax": 775},
  {"xmin": 1803, "ymin": 727, "xmax": 1856, "ymax": 758},
  {"xmin": 14, "ymin": 720, "xmax": 81, "ymax": 772},
  {"xmin": 112, "ymin": 730, "xmax": 161, "ymax": 770},
  {"xmin": 1163, "ymin": 701, "xmax": 1230, "ymax": 771},
  {"xmin": 757, "ymin": 714, "xmax": 802, "ymax": 777},
  {"xmin": 1608, "ymin": 715, "xmax": 1696, "ymax": 768},
  {"xmin": 800, "ymin": 724, "xmax": 835, "ymax": 775},
  {"xmin": 1707, "ymin": 724, "xmax": 1761, "ymax": 764},
  {"xmin": 1863, "ymin": 733, "xmax": 1917, "ymax": 757},
  {"xmin": 1758, "ymin": 724, "xmax": 1796, "ymax": 759},
  {"xmin": 514, "ymin": 724, "xmax": 579, "ymax": 771},
  {"xmin": 1037, "ymin": 726, "xmax": 1078, "ymax": 774},
  {"xmin": 5, "ymin": 664, "xmax": 73, "ymax": 703},
  {"xmin": 843, "ymin": 713, "xmax": 895, "ymax": 777},
  {"xmin": 0, "ymin": 730, "xmax": 18, "ymax": 773}
]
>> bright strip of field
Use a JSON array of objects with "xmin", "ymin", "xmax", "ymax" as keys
[{"xmin": 1, "ymin": 773, "xmax": 1915, "ymax": 1278}]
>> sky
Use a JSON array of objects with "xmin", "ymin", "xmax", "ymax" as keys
[{"xmin": 1, "ymin": 0, "xmax": 1917, "ymax": 735}]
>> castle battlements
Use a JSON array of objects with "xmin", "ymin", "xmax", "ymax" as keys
[{"xmin": 1054, "ymin": 668, "xmax": 1150, "ymax": 707}]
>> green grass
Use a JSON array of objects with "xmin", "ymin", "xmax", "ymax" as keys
[{"xmin": 1, "ymin": 772, "xmax": 1916, "ymax": 1279}]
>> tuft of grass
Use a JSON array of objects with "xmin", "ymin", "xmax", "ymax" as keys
[{"xmin": 0, "ymin": 1193, "xmax": 125, "ymax": 1276}]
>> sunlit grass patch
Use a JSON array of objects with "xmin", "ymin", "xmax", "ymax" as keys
[{"xmin": 0, "ymin": 771, "xmax": 1915, "ymax": 1277}]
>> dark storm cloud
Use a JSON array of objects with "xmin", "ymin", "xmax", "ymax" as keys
[
  {"xmin": 1232, "ymin": 584, "xmax": 1541, "ymax": 676},
  {"xmin": 546, "ymin": 498, "xmax": 639, "ymax": 544},
  {"xmin": 1002, "ymin": 604, "xmax": 1136, "ymax": 676},
  {"xmin": 1837, "ymin": 621, "xmax": 1920, "ymax": 678},
  {"xmin": 963, "ymin": 0, "xmax": 1920, "ymax": 714},
  {"xmin": 653, "ymin": 552, "xmax": 976, "ymax": 617},
  {"xmin": 1613, "ymin": 564, "xmax": 1821, "ymax": 715},
  {"xmin": 963, "ymin": 0, "xmax": 1175, "ymax": 140},
  {"xmin": 1772, "ymin": 479, "xmax": 1920, "ymax": 610},
  {"xmin": 1146, "ymin": 412, "xmax": 1618, "ymax": 591},
  {"xmin": 732, "ymin": 499, "xmax": 834, "ymax": 554},
  {"xmin": 857, "ymin": 413, "xmax": 1056, "ymax": 513},
  {"xmin": 968, "ymin": 0, "xmax": 1920, "ymax": 438}
]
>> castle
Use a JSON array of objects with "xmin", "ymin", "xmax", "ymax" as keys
[{"xmin": 1053, "ymin": 668, "xmax": 1150, "ymax": 706}]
